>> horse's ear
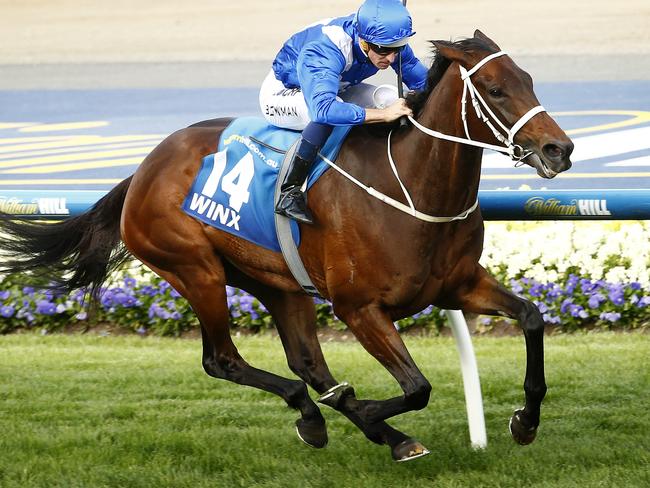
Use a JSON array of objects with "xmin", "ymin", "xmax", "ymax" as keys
[
  {"xmin": 473, "ymin": 29, "xmax": 501, "ymax": 51},
  {"xmin": 431, "ymin": 40, "xmax": 472, "ymax": 66}
]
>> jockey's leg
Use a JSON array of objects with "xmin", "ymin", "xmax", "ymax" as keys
[
  {"xmin": 258, "ymin": 70, "xmax": 310, "ymax": 130},
  {"xmin": 275, "ymin": 122, "xmax": 333, "ymax": 224}
]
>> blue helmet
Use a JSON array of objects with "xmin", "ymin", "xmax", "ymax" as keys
[{"xmin": 355, "ymin": 0, "xmax": 415, "ymax": 48}]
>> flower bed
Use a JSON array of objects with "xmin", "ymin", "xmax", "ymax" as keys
[{"xmin": 1, "ymin": 222, "xmax": 648, "ymax": 335}]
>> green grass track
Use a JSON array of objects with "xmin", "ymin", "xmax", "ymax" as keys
[{"xmin": 1, "ymin": 333, "xmax": 648, "ymax": 487}]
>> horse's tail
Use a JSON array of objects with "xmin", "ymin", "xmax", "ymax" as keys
[{"xmin": 0, "ymin": 176, "xmax": 133, "ymax": 300}]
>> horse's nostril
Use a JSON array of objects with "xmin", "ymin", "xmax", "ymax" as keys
[
  {"xmin": 543, "ymin": 141, "xmax": 574, "ymax": 161},
  {"xmin": 543, "ymin": 143, "xmax": 564, "ymax": 160}
]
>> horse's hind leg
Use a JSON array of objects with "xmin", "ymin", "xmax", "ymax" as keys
[
  {"xmin": 239, "ymin": 281, "xmax": 424, "ymax": 460},
  {"xmin": 140, "ymin": 258, "xmax": 326, "ymax": 447}
]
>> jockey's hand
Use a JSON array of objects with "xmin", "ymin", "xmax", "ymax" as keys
[
  {"xmin": 364, "ymin": 98, "xmax": 413, "ymax": 124},
  {"xmin": 382, "ymin": 99, "xmax": 413, "ymax": 122}
]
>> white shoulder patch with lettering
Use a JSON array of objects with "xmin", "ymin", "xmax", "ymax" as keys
[{"xmin": 321, "ymin": 25, "xmax": 353, "ymax": 72}]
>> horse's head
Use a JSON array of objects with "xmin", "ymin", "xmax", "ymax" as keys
[{"xmin": 430, "ymin": 30, "xmax": 573, "ymax": 178}]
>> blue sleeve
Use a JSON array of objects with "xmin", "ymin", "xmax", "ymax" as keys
[
  {"xmin": 297, "ymin": 42, "xmax": 366, "ymax": 126},
  {"xmin": 393, "ymin": 45, "xmax": 428, "ymax": 91}
]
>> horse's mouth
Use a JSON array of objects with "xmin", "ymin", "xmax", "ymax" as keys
[{"xmin": 525, "ymin": 152, "xmax": 558, "ymax": 179}]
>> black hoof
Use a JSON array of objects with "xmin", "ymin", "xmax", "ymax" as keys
[
  {"xmin": 318, "ymin": 382, "xmax": 355, "ymax": 409},
  {"xmin": 509, "ymin": 408, "xmax": 538, "ymax": 445},
  {"xmin": 391, "ymin": 438, "xmax": 430, "ymax": 462},
  {"xmin": 295, "ymin": 418, "xmax": 328, "ymax": 449}
]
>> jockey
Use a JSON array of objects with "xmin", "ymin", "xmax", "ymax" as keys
[{"xmin": 259, "ymin": 0, "xmax": 428, "ymax": 224}]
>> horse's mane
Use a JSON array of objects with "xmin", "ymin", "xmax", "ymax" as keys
[
  {"xmin": 360, "ymin": 36, "xmax": 495, "ymax": 137},
  {"xmin": 405, "ymin": 37, "xmax": 496, "ymax": 118}
]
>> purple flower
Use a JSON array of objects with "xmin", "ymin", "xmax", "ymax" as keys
[
  {"xmin": 543, "ymin": 313, "xmax": 561, "ymax": 324},
  {"xmin": 136, "ymin": 326, "xmax": 147, "ymax": 335},
  {"xmin": 22, "ymin": 287, "xmax": 35, "ymax": 296},
  {"xmin": 637, "ymin": 296, "xmax": 650, "ymax": 308},
  {"xmin": 510, "ymin": 279, "xmax": 523, "ymax": 294},
  {"xmin": 170, "ymin": 288, "xmax": 181, "ymax": 298},
  {"xmin": 529, "ymin": 284, "xmax": 543, "ymax": 297},
  {"xmin": 1, "ymin": 305, "xmax": 15, "ymax": 318},
  {"xmin": 580, "ymin": 279, "xmax": 598, "ymax": 294},
  {"xmin": 148, "ymin": 302, "xmax": 171, "ymax": 320},
  {"xmin": 534, "ymin": 300, "xmax": 549, "ymax": 314},
  {"xmin": 148, "ymin": 303, "xmax": 161, "ymax": 319},
  {"xmin": 35, "ymin": 300, "xmax": 57, "ymax": 315},
  {"xmin": 560, "ymin": 298, "xmax": 574, "ymax": 314},
  {"xmin": 238, "ymin": 296, "xmax": 254, "ymax": 314},
  {"xmin": 608, "ymin": 288, "xmax": 625, "ymax": 306},
  {"xmin": 567, "ymin": 274, "xmax": 579, "ymax": 283},
  {"xmin": 100, "ymin": 291, "xmax": 114, "ymax": 308},
  {"xmin": 113, "ymin": 292, "xmax": 137, "ymax": 308},
  {"xmin": 171, "ymin": 311, "xmax": 182, "ymax": 320},
  {"xmin": 588, "ymin": 293, "xmax": 605, "ymax": 309},
  {"xmin": 0, "ymin": 290, "xmax": 10, "ymax": 300},
  {"xmin": 123, "ymin": 276, "xmax": 137, "ymax": 288},
  {"xmin": 72, "ymin": 289, "xmax": 86, "ymax": 304},
  {"xmin": 139, "ymin": 285, "xmax": 157, "ymax": 297},
  {"xmin": 569, "ymin": 304, "xmax": 588, "ymax": 319},
  {"xmin": 546, "ymin": 284, "xmax": 563, "ymax": 299},
  {"xmin": 599, "ymin": 311, "xmax": 621, "ymax": 323},
  {"xmin": 629, "ymin": 282, "xmax": 642, "ymax": 291},
  {"xmin": 17, "ymin": 308, "xmax": 35, "ymax": 323}
]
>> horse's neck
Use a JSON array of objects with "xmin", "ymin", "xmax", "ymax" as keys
[{"xmin": 398, "ymin": 65, "xmax": 483, "ymax": 218}]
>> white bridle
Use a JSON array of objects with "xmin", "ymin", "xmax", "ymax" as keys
[
  {"xmin": 408, "ymin": 51, "xmax": 546, "ymax": 163},
  {"xmin": 318, "ymin": 51, "xmax": 546, "ymax": 223}
]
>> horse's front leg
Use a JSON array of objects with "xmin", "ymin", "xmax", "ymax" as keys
[
  {"xmin": 457, "ymin": 266, "xmax": 547, "ymax": 445},
  {"xmin": 334, "ymin": 302, "xmax": 433, "ymax": 425}
]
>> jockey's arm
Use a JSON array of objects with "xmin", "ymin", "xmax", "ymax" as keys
[
  {"xmin": 298, "ymin": 43, "xmax": 414, "ymax": 126},
  {"xmin": 297, "ymin": 44, "xmax": 366, "ymax": 126}
]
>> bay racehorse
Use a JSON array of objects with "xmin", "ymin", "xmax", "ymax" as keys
[{"xmin": 0, "ymin": 31, "xmax": 573, "ymax": 462}]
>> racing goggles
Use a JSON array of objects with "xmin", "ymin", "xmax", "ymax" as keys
[{"xmin": 367, "ymin": 42, "xmax": 404, "ymax": 56}]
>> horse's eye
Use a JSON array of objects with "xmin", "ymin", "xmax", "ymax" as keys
[{"xmin": 489, "ymin": 87, "xmax": 504, "ymax": 98}]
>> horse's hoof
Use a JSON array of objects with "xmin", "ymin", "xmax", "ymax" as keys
[
  {"xmin": 295, "ymin": 418, "xmax": 328, "ymax": 449},
  {"xmin": 391, "ymin": 439, "xmax": 430, "ymax": 462},
  {"xmin": 509, "ymin": 408, "xmax": 538, "ymax": 445},
  {"xmin": 317, "ymin": 382, "xmax": 355, "ymax": 409}
]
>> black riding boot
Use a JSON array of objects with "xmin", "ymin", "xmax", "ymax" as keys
[{"xmin": 275, "ymin": 138, "xmax": 319, "ymax": 224}]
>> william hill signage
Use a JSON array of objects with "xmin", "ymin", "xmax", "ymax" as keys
[
  {"xmin": 524, "ymin": 197, "xmax": 611, "ymax": 217},
  {"xmin": 0, "ymin": 196, "xmax": 70, "ymax": 216}
]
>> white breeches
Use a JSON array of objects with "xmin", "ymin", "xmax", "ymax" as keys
[{"xmin": 258, "ymin": 70, "xmax": 399, "ymax": 130}]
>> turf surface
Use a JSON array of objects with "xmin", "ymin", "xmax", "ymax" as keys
[{"xmin": 1, "ymin": 332, "xmax": 648, "ymax": 487}]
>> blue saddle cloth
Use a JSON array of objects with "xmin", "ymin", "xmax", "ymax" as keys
[{"xmin": 182, "ymin": 117, "xmax": 351, "ymax": 252}]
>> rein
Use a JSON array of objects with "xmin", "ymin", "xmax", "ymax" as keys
[{"xmin": 319, "ymin": 50, "xmax": 545, "ymax": 223}]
